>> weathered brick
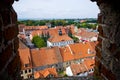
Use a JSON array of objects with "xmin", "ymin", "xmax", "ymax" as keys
[
  {"xmin": 4, "ymin": 25, "xmax": 18, "ymax": 41},
  {"xmin": 95, "ymin": 58, "xmax": 101, "ymax": 69},
  {"xmin": 101, "ymin": 65, "xmax": 116, "ymax": 80},
  {"xmin": 98, "ymin": 25, "xmax": 104, "ymax": 37},
  {"xmin": 94, "ymin": 58, "xmax": 102, "ymax": 76},
  {"xmin": 97, "ymin": 37, "xmax": 102, "ymax": 48},
  {"xmin": 0, "ymin": 0, "xmax": 20, "ymax": 79},
  {"xmin": 10, "ymin": 8, "xmax": 17, "ymax": 24},
  {"xmin": 108, "ymin": 43, "xmax": 117, "ymax": 53},
  {"xmin": 0, "ymin": 43, "xmax": 13, "ymax": 71},
  {"xmin": 4, "ymin": 0, "xmax": 14, "ymax": 5},
  {"xmin": 0, "ymin": 14, "xmax": 2, "ymax": 44},
  {"xmin": 7, "ymin": 54, "xmax": 20, "ymax": 75},
  {"xmin": 90, "ymin": 1, "xmax": 120, "ymax": 80},
  {"xmin": 1, "ymin": 9, "xmax": 11, "ymax": 26},
  {"xmin": 13, "ymin": 37, "xmax": 19, "ymax": 53},
  {"xmin": 98, "ymin": 13, "xmax": 103, "ymax": 23},
  {"xmin": 0, "ymin": 32, "xmax": 2, "ymax": 44},
  {"xmin": 95, "ymin": 47, "xmax": 102, "ymax": 59},
  {"xmin": 114, "ymin": 52, "xmax": 120, "ymax": 61},
  {"xmin": 0, "ymin": 14, "xmax": 2, "ymax": 29}
]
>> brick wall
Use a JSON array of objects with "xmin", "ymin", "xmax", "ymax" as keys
[
  {"xmin": 91, "ymin": 0, "xmax": 120, "ymax": 80},
  {"xmin": 0, "ymin": 0, "xmax": 20, "ymax": 80}
]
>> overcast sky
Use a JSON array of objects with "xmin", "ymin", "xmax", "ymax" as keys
[{"xmin": 13, "ymin": 0, "xmax": 99, "ymax": 19}]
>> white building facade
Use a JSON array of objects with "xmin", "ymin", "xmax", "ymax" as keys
[{"xmin": 47, "ymin": 40, "xmax": 74, "ymax": 47}]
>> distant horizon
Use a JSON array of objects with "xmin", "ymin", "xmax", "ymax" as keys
[
  {"xmin": 13, "ymin": 0, "xmax": 99, "ymax": 19},
  {"xmin": 18, "ymin": 17, "xmax": 97, "ymax": 21}
]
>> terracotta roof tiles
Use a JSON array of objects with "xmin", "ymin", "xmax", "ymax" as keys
[
  {"xmin": 60, "ymin": 46, "xmax": 74, "ymax": 62},
  {"xmin": 24, "ymin": 26, "xmax": 48, "ymax": 30},
  {"xmin": 70, "ymin": 58, "xmax": 95, "ymax": 75},
  {"xmin": 60, "ymin": 42, "xmax": 96, "ymax": 62},
  {"xmin": 76, "ymin": 28, "xmax": 98, "ymax": 39},
  {"xmin": 18, "ymin": 40, "xmax": 32, "ymax": 70},
  {"xmin": 34, "ymin": 68, "xmax": 58, "ymax": 79},
  {"xmin": 48, "ymin": 34, "xmax": 73, "ymax": 42},
  {"xmin": 31, "ymin": 47, "xmax": 62, "ymax": 67}
]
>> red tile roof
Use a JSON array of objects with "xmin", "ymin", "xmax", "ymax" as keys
[
  {"xmin": 60, "ymin": 46, "xmax": 74, "ymax": 62},
  {"xmin": 70, "ymin": 58, "xmax": 95, "ymax": 75},
  {"xmin": 34, "ymin": 68, "xmax": 58, "ymax": 79},
  {"xmin": 83, "ymin": 58, "xmax": 95, "ymax": 70},
  {"xmin": 70, "ymin": 63, "xmax": 87, "ymax": 75},
  {"xmin": 56, "ymin": 25, "xmax": 75, "ymax": 34},
  {"xmin": 30, "ymin": 27, "xmax": 66, "ymax": 39},
  {"xmin": 31, "ymin": 30, "xmax": 49, "ymax": 37},
  {"xmin": 31, "ymin": 47, "xmax": 62, "ymax": 67},
  {"xmin": 48, "ymin": 34, "xmax": 73, "ymax": 43},
  {"xmin": 76, "ymin": 28, "xmax": 98, "ymax": 39},
  {"xmin": 18, "ymin": 40, "xmax": 32, "ymax": 70},
  {"xmin": 24, "ymin": 26, "xmax": 48, "ymax": 30},
  {"xmin": 60, "ymin": 42, "xmax": 96, "ymax": 62}
]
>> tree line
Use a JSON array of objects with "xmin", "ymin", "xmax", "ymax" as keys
[{"xmin": 18, "ymin": 19, "xmax": 97, "ymax": 29}]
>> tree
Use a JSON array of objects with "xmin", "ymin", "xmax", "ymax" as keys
[
  {"xmin": 72, "ymin": 36, "xmax": 79, "ymax": 43},
  {"xmin": 41, "ymin": 31, "xmax": 50, "ymax": 41},
  {"xmin": 68, "ymin": 28, "xmax": 72, "ymax": 38},
  {"xmin": 32, "ymin": 36, "xmax": 46, "ymax": 48}
]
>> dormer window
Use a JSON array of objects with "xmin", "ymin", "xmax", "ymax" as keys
[
  {"xmin": 24, "ymin": 64, "xmax": 29, "ymax": 67},
  {"xmin": 58, "ymin": 29, "xmax": 62, "ymax": 36}
]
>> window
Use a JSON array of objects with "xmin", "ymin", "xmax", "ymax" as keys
[
  {"xmin": 28, "ymin": 75, "xmax": 32, "ymax": 78},
  {"xmin": 56, "ymin": 64, "xmax": 58, "ymax": 67},
  {"xmin": 66, "ymin": 62, "xmax": 69, "ymax": 65},
  {"xmin": 89, "ymin": 70, "xmax": 91, "ymax": 72},
  {"xmin": 91, "ymin": 69, "xmax": 94, "ymax": 71},
  {"xmin": 29, "ymin": 69, "xmax": 31, "ymax": 73},
  {"xmin": 79, "ymin": 59, "xmax": 82, "ymax": 62},
  {"xmin": 21, "ymin": 76, "xmax": 23, "ymax": 79},
  {"xmin": 56, "ymin": 43, "xmax": 58, "ymax": 46},
  {"xmin": 53, "ymin": 43, "xmax": 54, "ymax": 45},
  {"xmin": 77, "ymin": 73, "xmax": 80, "ymax": 75},
  {"xmin": 69, "ymin": 41, "xmax": 71, "ymax": 43},
  {"xmin": 48, "ymin": 74, "xmax": 53, "ymax": 78},
  {"xmin": 25, "ymin": 70, "xmax": 27, "ymax": 73},
  {"xmin": 30, "ymin": 75, "xmax": 32, "ymax": 78}
]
